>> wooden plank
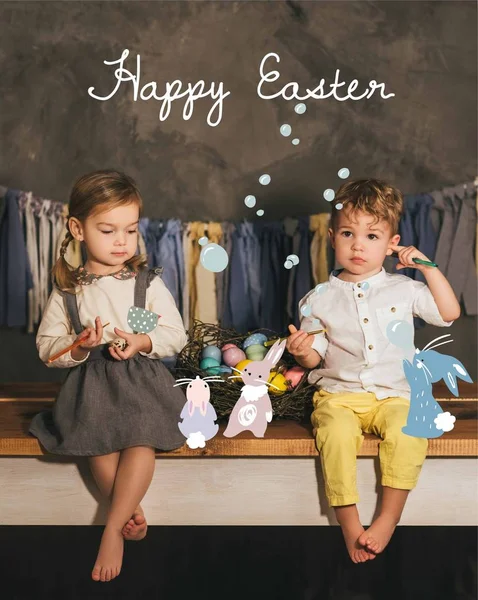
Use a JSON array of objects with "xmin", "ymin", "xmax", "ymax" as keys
[{"xmin": 0, "ymin": 399, "xmax": 476, "ymax": 457}]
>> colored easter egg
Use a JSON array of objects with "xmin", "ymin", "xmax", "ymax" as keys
[
  {"xmin": 268, "ymin": 371, "xmax": 288, "ymax": 395},
  {"xmin": 222, "ymin": 347, "xmax": 246, "ymax": 367},
  {"xmin": 219, "ymin": 365, "xmax": 233, "ymax": 374},
  {"xmin": 245, "ymin": 344, "xmax": 268, "ymax": 361},
  {"xmin": 199, "ymin": 357, "xmax": 221, "ymax": 375},
  {"xmin": 201, "ymin": 345, "xmax": 222, "ymax": 362},
  {"xmin": 284, "ymin": 366, "xmax": 306, "ymax": 389},
  {"xmin": 221, "ymin": 343, "xmax": 238, "ymax": 352},
  {"xmin": 234, "ymin": 359, "xmax": 253, "ymax": 374},
  {"xmin": 243, "ymin": 333, "xmax": 268, "ymax": 350}
]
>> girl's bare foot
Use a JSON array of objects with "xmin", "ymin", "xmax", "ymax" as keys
[
  {"xmin": 122, "ymin": 505, "xmax": 148, "ymax": 541},
  {"xmin": 91, "ymin": 526, "xmax": 124, "ymax": 582},
  {"xmin": 358, "ymin": 514, "xmax": 397, "ymax": 554},
  {"xmin": 340, "ymin": 519, "xmax": 374, "ymax": 563}
]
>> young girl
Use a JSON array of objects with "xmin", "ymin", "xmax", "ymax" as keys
[{"xmin": 29, "ymin": 170, "xmax": 188, "ymax": 582}]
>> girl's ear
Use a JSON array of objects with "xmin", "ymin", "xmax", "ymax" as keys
[
  {"xmin": 443, "ymin": 359, "xmax": 473, "ymax": 396},
  {"xmin": 327, "ymin": 227, "xmax": 335, "ymax": 249},
  {"xmin": 69, "ymin": 217, "xmax": 84, "ymax": 242}
]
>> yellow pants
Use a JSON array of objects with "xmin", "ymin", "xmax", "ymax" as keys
[{"xmin": 311, "ymin": 389, "xmax": 428, "ymax": 507}]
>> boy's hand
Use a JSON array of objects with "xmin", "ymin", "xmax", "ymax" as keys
[
  {"xmin": 109, "ymin": 327, "xmax": 152, "ymax": 361},
  {"xmin": 286, "ymin": 324, "xmax": 316, "ymax": 359},
  {"xmin": 390, "ymin": 244, "xmax": 432, "ymax": 272},
  {"xmin": 77, "ymin": 317, "xmax": 104, "ymax": 349}
]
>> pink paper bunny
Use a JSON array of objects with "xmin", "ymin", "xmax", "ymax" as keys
[{"xmin": 223, "ymin": 338, "xmax": 287, "ymax": 438}]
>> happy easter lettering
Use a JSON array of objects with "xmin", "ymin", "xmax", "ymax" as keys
[{"xmin": 87, "ymin": 49, "xmax": 395, "ymax": 127}]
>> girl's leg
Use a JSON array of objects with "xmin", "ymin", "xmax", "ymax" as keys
[
  {"xmin": 91, "ymin": 445, "xmax": 156, "ymax": 582},
  {"xmin": 89, "ymin": 452, "xmax": 146, "ymax": 540}
]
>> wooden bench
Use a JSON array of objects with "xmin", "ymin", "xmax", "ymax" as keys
[{"xmin": 1, "ymin": 382, "xmax": 477, "ymax": 526}]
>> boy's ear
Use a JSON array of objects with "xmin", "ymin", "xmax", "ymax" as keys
[
  {"xmin": 386, "ymin": 233, "xmax": 401, "ymax": 256},
  {"xmin": 328, "ymin": 228, "xmax": 335, "ymax": 249}
]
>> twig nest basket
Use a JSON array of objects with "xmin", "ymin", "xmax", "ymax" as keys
[{"xmin": 174, "ymin": 320, "xmax": 316, "ymax": 421}]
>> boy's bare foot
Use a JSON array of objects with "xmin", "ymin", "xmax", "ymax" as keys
[
  {"xmin": 91, "ymin": 526, "xmax": 124, "ymax": 582},
  {"xmin": 340, "ymin": 520, "xmax": 374, "ymax": 563},
  {"xmin": 359, "ymin": 514, "xmax": 397, "ymax": 554},
  {"xmin": 122, "ymin": 505, "xmax": 148, "ymax": 541}
]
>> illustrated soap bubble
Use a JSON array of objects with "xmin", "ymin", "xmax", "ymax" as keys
[
  {"xmin": 315, "ymin": 284, "xmax": 328, "ymax": 295},
  {"xmin": 198, "ymin": 236, "xmax": 208, "ymax": 246},
  {"xmin": 386, "ymin": 320, "xmax": 415, "ymax": 351},
  {"xmin": 312, "ymin": 319, "xmax": 321, "ymax": 327},
  {"xmin": 338, "ymin": 168, "xmax": 350, "ymax": 179},
  {"xmin": 244, "ymin": 195, "xmax": 256, "ymax": 208},
  {"xmin": 323, "ymin": 189, "xmax": 335, "ymax": 202},
  {"xmin": 294, "ymin": 103, "xmax": 306, "ymax": 114},
  {"xmin": 259, "ymin": 174, "xmax": 271, "ymax": 185},
  {"xmin": 284, "ymin": 260, "xmax": 293, "ymax": 269},
  {"xmin": 361, "ymin": 281, "xmax": 370, "ymax": 291},
  {"xmin": 300, "ymin": 304, "xmax": 312, "ymax": 317},
  {"xmin": 287, "ymin": 254, "xmax": 299, "ymax": 266},
  {"xmin": 292, "ymin": 138, "xmax": 300, "ymax": 145},
  {"xmin": 280, "ymin": 124, "xmax": 292, "ymax": 137},
  {"xmin": 335, "ymin": 203, "xmax": 344, "ymax": 210},
  {"xmin": 200, "ymin": 243, "xmax": 229, "ymax": 273},
  {"xmin": 256, "ymin": 209, "xmax": 264, "ymax": 216}
]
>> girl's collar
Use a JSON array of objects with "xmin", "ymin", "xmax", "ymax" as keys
[{"xmin": 73, "ymin": 264, "xmax": 137, "ymax": 286}]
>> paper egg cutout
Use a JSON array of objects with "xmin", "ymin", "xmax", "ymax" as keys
[
  {"xmin": 222, "ymin": 347, "xmax": 246, "ymax": 367},
  {"xmin": 245, "ymin": 344, "xmax": 268, "ymax": 361},
  {"xmin": 199, "ymin": 357, "xmax": 221, "ymax": 375},
  {"xmin": 243, "ymin": 333, "xmax": 267, "ymax": 350},
  {"xmin": 284, "ymin": 366, "xmax": 306, "ymax": 388},
  {"xmin": 201, "ymin": 345, "xmax": 222, "ymax": 362},
  {"xmin": 109, "ymin": 337, "xmax": 127, "ymax": 351},
  {"xmin": 127, "ymin": 306, "xmax": 159, "ymax": 333}
]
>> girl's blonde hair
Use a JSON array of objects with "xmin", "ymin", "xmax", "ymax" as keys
[
  {"xmin": 52, "ymin": 170, "xmax": 148, "ymax": 292},
  {"xmin": 330, "ymin": 179, "xmax": 404, "ymax": 235}
]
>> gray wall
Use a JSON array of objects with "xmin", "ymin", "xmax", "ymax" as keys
[{"xmin": 0, "ymin": 1, "xmax": 476, "ymax": 383}]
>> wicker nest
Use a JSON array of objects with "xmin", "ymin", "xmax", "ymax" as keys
[{"xmin": 173, "ymin": 320, "xmax": 317, "ymax": 421}]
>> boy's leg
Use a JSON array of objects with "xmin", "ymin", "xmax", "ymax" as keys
[
  {"xmin": 360, "ymin": 397, "xmax": 428, "ymax": 554},
  {"xmin": 312, "ymin": 391, "xmax": 374, "ymax": 563}
]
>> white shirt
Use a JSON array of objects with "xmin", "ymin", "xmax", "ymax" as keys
[
  {"xmin": 299, "ymin": 267, "xmax": 454, "ymax": 400},
  {"xmin": 37, "ymin": 275, "xmax": 188, "ymax": 368}
]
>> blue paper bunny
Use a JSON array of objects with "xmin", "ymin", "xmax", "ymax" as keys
[{"xmin": 402, "ymin": 334, "xmax": 472, "ymax": 438}]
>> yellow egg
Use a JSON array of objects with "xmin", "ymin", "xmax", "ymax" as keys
[
  {"xmin": 268, "ymin": 371, "xmax": 288, "ymax": 395},
  {"xmin": 233, "ymin": 359, "xmax": 253, "ymax": 381}
]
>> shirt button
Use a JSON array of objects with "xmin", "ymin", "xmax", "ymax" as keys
[
  {"xmin": 368, "ymin": 344, "xmax": 374, "ymax": 350},
  {"xmin": 358, "ymin": 293, "xmax": 363, "ymax": 298},
  {"xmin": 391, "ymin": 307, "xmax": 396, "ymax": 312},
  {"xmin": 363, "ymin": 318, "xmax": 369, "ymax": 323},
  {"xmin": 357, "ymin": 283, "xmax": 362, "ymax": 288}
]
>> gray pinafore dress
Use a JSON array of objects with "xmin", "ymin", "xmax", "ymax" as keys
[{"xmin": 29, "ymin": 268, "xmax": 187, "ymax": 456}]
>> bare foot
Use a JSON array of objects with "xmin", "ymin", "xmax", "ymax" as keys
[
  {"xmin": 359, "ymin": 515, "xmax": 397, "ymax": 554},
  {"xmin": 340, "ymin": 520, "xmax": 373, "ymax": 563},
  {"xmin": 91, "ymin": 526, "xmax": 124, "ymax": 582},
  {"xmin": 122, "ymin": 506, "xmax": 148, "ymax": 541}
]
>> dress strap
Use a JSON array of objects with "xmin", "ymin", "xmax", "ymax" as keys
[
  {"xmin": 134, "ymin": 267, "xmax": 163, "ymax": 309},
  {"xmin": 63, "ymin": 292, "xmax": 83, "ymax": 335}
]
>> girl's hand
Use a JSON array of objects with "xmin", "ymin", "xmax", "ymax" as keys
[
  {"xmin": 108, "ymin": 327, "xmax": 152, "ymax": 361},
  {"xmin": 78, "ymin": 317, "xmax": 104, "ymax": 349},
  {"xmin": 286, "ymin": 324, "xmax": 315, "ymax": 359},
  {"xmin": 390, "ymin": 244, "xmax": 432, "ymax": 271}
]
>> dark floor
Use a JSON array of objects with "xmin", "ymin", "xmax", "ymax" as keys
[{"xmin": 0, "ymin": 526, "xmax": 476, "ymax": 600}]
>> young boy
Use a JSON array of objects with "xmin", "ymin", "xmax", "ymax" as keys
[{"xmin": 286, "ymin": 179, "xmax": 461, "ymax": 563}]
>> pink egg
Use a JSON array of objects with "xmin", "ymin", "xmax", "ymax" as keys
[
  {"xmin": 284, "ymin": 366, "xmax": 306, "ymax": 389},
  {"xmin": 221, "ymin": 343, "xmax": 238, "ymax": 352},
  {"xmin": 222, "ymin": 347, "xmax": 246, "ymax": 367}
]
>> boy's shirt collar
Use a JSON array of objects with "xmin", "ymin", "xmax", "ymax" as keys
[{"xmin": 329, "ymin": 267, "xmax": 387, "ymax": 289}]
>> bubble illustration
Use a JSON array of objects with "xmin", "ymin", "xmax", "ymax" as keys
[
  {"xmin": 294, "ymin": 103, "xmax": 307, "ymax": 114},
  {"xmin": 292, "ymin": 138, "xmax": 300, "ymax": 145},
  {"xmin": 287, "ymin": 254, "xmax": 299, "ymax": 266},
  {"xmin": 284, "ymin": 260, "xmax": 293, "ymax": 269},
  {"xmin": 256, "ymin": 209, "xmax": 264, "ymax": 216},
  {"xmin": 300, "ymin": 304, "xmax": 312, "ymax": 317},
  {"xmin": 336, "ymin": 203, "xmax": 344, "ymax": 210},
  {"xmin": 315, "ymin": 284, "xmax": 328, "ymax": 295},
  {"xmin": 338, "ymin": 168, "xmax": 350, "ymax": 179},
  {"xmin": 323, "ymin": 189, "xmax": 335, "ymax": 202},
  {"xmin": 200, "ymin": 243, "xmax": 229, "ymax": 273},
  {"xmin": 198, "ymin": 236, "xmax": 208, "ymax": 246},
  {"xmin": 312, "ymin": 318, "xmax": 321, "ymax": 327},
  {"xmin": 386, "ymin": 320, "xmax": 414, "ymax": 351},
  {"xmin": 259, "ymin": 174, "xmax": 271, "ymax": 186},
  {"xmin": 280, "ymin": 124, "xmax": 292, "ymax": 137},
  {"xmin": 244, "ymin": 195, "xmax": 256, "ymax": 208}
]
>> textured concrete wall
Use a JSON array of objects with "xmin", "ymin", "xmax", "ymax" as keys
[{"xmin": 0, "ymin": 1, "xmax": 476, "ymax": 382}]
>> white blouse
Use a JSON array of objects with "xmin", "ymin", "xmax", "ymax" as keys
[
  {"xmin": 37, "ymin": 275, "xmax": 188, "ymax": 368},
  {"xmin": 299, "ymin": 267, "xmax": 454, "ymax": 401}
]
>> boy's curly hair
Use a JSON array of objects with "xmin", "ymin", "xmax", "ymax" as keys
[{"xmin": 330, "ymin": 179, "xmax": 404, "ymax": 236}]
